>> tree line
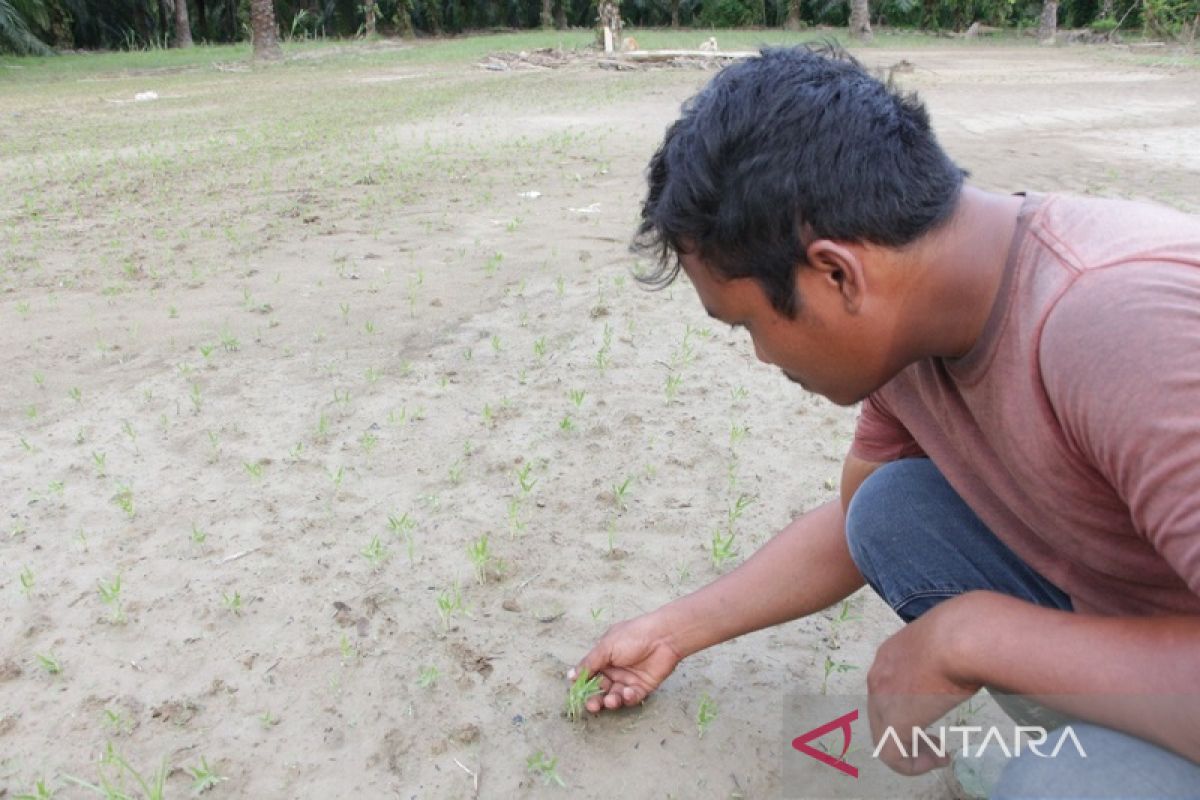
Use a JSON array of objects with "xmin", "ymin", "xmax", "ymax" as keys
[{"xmin": 1, "ymin": 0, "xmax": 1196, "ymax": 56}]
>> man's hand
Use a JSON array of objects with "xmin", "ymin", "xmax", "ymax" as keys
[
  {"xmin": 569, "ymin": 611, "xmax": 685, "ymax": 714},
  {"xmin": 867, "ymin": 593, "xmax": 983, "ymax": 775}
]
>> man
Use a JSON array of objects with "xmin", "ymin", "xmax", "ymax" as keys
[{"xmin": 569, "ymin": 46, "xmax": 1200, "ymax": 796}]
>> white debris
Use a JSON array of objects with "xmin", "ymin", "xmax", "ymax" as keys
[
  {"xmin": 518, "ymin": 191, "xmax": 542, "ymax": 199},
  {"xmin": 134, "ymin": 91, "xmax": 159, "ymax": 102},
  {"xmin": 569, "ymin": 203, "xmax": 601, "ymax": 214}
]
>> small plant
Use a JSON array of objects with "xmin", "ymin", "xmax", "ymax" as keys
[
  {"xmin": 612, "ymin": 476, "xmax": 633, "ymax": 512},
  {"xmin": 387, "ymin": 512, "xmax": 417, "ymax": 562},
  {"xmin": 559, "ymin": 415, "xmax": 574, "ymax": 432},
  {"xmin": 568, "ymin": 388, "xmax": 585, "ymax": 408},
  {"xmin": 219, "ymin": 326, "xmax": 239, "ymax": 352},
  {"xmin": 507, "ymin": 497, "xmax": 526, "ymax": 539},
  {"xmin": 190, "ymin": 523, "xmax": 207, "ymax": 546},
  {"xmin": 19, "ymin": 565, "xmax": 34, "ymax": 596},
  {"xmin": 697, "ymin": 692, "xmax": 718, "ymax": 738},
  {"xmin": 14, "ymin": 778, "xmax": 54, "ymax": 799},
  {"xmin": 533, "ymin": 337, "xmax": 548, "ymax": 359},
  {"xmin": 448, "ymin": 460, "xmax": 464, "ymax": 484},
  {"xmin": 222, "ymin": 590, "xmax": 243, "ymax": 616},
  {"xmin": 516, "ymin": 462, "xmax": 537, "ymax": 495},
  {"xmin": 821, "ymin": 655, "xmax": 858, "ymax": 694},
  {"xmin": 436, "ymin": 582, "xmax": 464, "ymax": 631},
  {"xmin": 98, "ymin": 575, "xmax": 125, "ymax": 623},
  {"xmin": 259, "ymin": 710, "xmax": 280, "ymax": 728},
  {"xmin": 187, "ymin": 756, "xmax": 225, "ymax": 794},
  {"xmin": 361, "ymin": 535, "xmax": 389, "ymax": 567},
  {"xmin": 69, "ymin": 386, "xmax": 82, "ymax": 403},
  {"xmin": 665, "ymin": 372, "xmax": 683, "ymax": 404},
  {"xmin": 189, "ymin": 382, "xmax": 202, "ymax": 413},
  {"xmin": 729, "ymin": 421, "xmax": 749, "ymax": 448},
  {"xmin": 418, "ymin": 665, "xmax": 439, "ymax": 688},
  {"xmin": 467, "ymin": 534, "xmax": 493, "ymax": 584},
  {"xmin": 565, "ymin": 668, "xmax": 604, "ymax": 722},
  {"xmin": 104, "ymin": 707, "xmax": 131, "ymax": 735},
  {"xmin": 35, "ymin": 652, "xmax": 61, "ymax": 675},
  {"xmin": 113, "ymin": 483, "xmax": 135, "ymax": 519},
  {"xmin": 527, "ymin": 751, "xmax": 566, "ymax": 788},
  {"xmin": 710, "ymin": 529, "xmax": 738, "ymax": 568}
]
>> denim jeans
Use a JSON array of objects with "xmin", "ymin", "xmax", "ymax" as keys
[{"xmin": 844, "ymin": 458, "xmax": 1200, "ymax": 799}]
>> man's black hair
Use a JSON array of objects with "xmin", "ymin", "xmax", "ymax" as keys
[{"xmin": 634, "ymin": 44, "xmax": 966, "ymax": 317}]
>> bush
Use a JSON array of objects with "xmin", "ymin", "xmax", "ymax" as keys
[{"xmin": 697, "ymin": 0, "xmax": 758, "ymax": 27}]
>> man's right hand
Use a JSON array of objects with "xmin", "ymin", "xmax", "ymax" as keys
[{"xmin": 569, "ymin": 611, "xmax": 685, "ymax": 714}]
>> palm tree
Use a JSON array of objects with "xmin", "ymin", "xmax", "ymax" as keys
[
  {"xmin": 1037, "ymin": 0, "xmax": 1058, "ymax": 41},
  {"xmin": 0, "ymin": 0, "xmax": 53, "ymax": 54},
  {"xmin": 250, "ymin": 0, "xmax": 281, "ymax": 59},
  {"xmin": 849, "ymin": 0, "xmax": 872, "ymax": 40},
  {"xmin": 175, "ymin": 0, "xmax": 193, "ymax": 46}
]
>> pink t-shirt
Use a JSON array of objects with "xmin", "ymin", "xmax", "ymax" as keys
[{"xmin": 851, "ymin": 193, "xmax": 1200, "ymax": 617}]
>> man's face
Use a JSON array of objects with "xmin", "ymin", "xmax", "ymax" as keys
[{"xmin": 678, "ymin": 249, "xmax": 891, "ymax": 406}]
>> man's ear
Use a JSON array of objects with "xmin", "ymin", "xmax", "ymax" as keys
[{"xmin": 803, "ymin": 240, "xmax": 866, "ymax": 313}]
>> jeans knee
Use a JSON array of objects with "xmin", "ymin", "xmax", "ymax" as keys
[{"xmin": 844, "ymin": 459, "xmax": 924, "ymax": 584}]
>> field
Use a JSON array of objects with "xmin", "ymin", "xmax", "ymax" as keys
[{"xmin": 2, "ymin": 29, "xmax": 1198, "ymax": 799}]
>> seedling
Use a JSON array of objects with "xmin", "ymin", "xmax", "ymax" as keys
[
  {"xmin": 315, "ymin": 413, "xmax": 330, "ymax": 440},
  {"xmin": 104, "ymin": 707, "xmax": 131, "ymax": 735},
  {"xmin": 418, "ymin": 665, "xmax": 439, "ymax": 688},
  {"xmin": 359, "ymin": 432, "xmax": 378, "ymax": 455},
  {"xmin": 729, "ymin": 422, "xmax": 749, "ymax": 448},
  {"xmin": 590, "ymin": 607, "xmax": 605, "ymax": 622},
  {"xmin": 568, "ymin": 389, "xmax": 585, "ymax": 408},
  {"xmin": 35, "ymin": 652, "xmax": 61, "ymax": 675},
  {"xmin": 259, "ymin": 710, "xmax": 280, "ymax": 728},
  {"xmin": 19, "ymin": 566, "xmax": 34, "ymax": 596},
  {"xmin": 340, "ymin": 302, "xmax": 350, "ymax": 323},
  {"xmin": 516, "ymin": 462, "xmax": 537, "ymax": 495},
  {"xmin": 189, "ymin": 382, "xmax": 202, "ymax": 413},
  {"xmin": 527, "ymin": 751, "xmax": 566, "ymax": 788},
  {"xmin": 243, "ymin": 461, "xmax": 264, "ymax": 480},
  {"xmin": 14, "ymin": 778, "xmax": 53, "ymax": 799},
  {"xmin": 361, "ymin": 535, "xmax": 389, "ymax": 567},
  {"xmin": 222, "ymin": 590, "xmax": 243, "ymax": 616},
  {"xmin": 490, "ymin": 334, "xmax": 502, "ymax": 353},
  {"xmin": 612, "ymin": 476, "xmax": 633, "ymax": 511},
  {"xmin": 219, "ymin": 326, "xmax": 239, "ymax": 352},
  {"xmin": 507, "ymin": 498, "xmax": 526, "ymax": 539},
  {"xmin": 821, "ymin": 655, "xmax": 858, "ymax": 694},
  {"xmin": 533, "ymin": 337, "xmax": 548, "ymax": 359},
  {"xmin": 98, "ymin": 575, "xmax": 125, "ymax": 623},
  {"xmin": 436, "ymin": 582, "xmax": 464, "ymax": 631},
  {"xmin": 559, "ymin": 415, "xmax": 574, "ymax": 432},
  {"xmin": 555, "ymin": 275, "xmax": 565, "ymax": 296},
  {"xmin": 697, "ymin": 692, "xmax": 718, "ymax": 738},
  {"xmin": 69, "ymin": 386, "xmax": 82, "ymax": 403},
  {"xmin": 387, "ymin": 512, "xmax": 417, "ymax": 562},
  {"xmin": 448, "ymin": 460, "xmax": 464, "ymax": 484},
  {"xmin": 364, "ymin": 320, "xmax": 376, "ymax": 335},
  {"xmin": 468, "ymin": 534, "xmax": 493, "ymax": 584},
  {"xmin": 186, "ymin": 757, "xmax": 225, "ymax": 794},
  {"xmin": 665, "ymin": 372, "xmax": 682, "ymax": 404},
  {"xmin": 710, "ymin": 529, "xmax": 738, "ymax": 568},
  {"xmin": 565, "ymin": 668, "xmax": 603, "ymax": 722}
]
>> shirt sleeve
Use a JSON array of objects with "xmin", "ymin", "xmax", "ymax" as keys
[
  {"xmin": 850, "ymin": 392, "xmax": 926, "ymax": 463},
  {"xmin": 1040, "ymin": 263, "xmax": 1200, "ymax": 599}
]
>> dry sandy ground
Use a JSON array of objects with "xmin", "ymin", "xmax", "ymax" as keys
[{"xmin": 1, "ymin": 37, "xmax": 1198, "ymax": 799}]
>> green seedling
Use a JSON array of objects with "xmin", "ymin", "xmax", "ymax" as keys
[
  {"xmin": 244, "ymin": 461, "xmax": 264, "ymax": 480},
  {"xmin": 590, "ymin": 607, "xmax": 605, "ymax": 622},
  {"xmin": 527, "ymin": 751, "xmax": 566, "ymax": 788},
  {"xmin": 665, "ymin": 372, "xmax": 683, "ymax": 404},
  {"xmin": 333, "ymin": 388, "xmax": 351, "ymax": 407},
  {"xmin": 104, "ymin": 707, "xmax": 131, "ymax": 735},
  {"xmin": 727, "ymin": 494, "xmax": 754, "ymax": 529},
  {"xmin": 559, "ymin": 415, "xmax": 574, "ymax": 432},
  {"xmin": 612, "ymin": 476, "xmax": 633, "ymax": 511},
  {"xmin": 822, "ymin": 655, "xmax": 858, "ymax": 694},
  {"xmin": 482, "ymin": 403, "xmax": 494, "ymax": 427},
  {"xmin": 364, "ymin": 320, "xmax": 376, "ymax": 335},
  {"xmin": 533, "ymin": 337, "xmax": 548, "ymax": 359},
  {"xmin": 484, "ymin": 251, "xmax": 503, "ymax": 276},
  {"xmin": 35, "ymin": 652, "xmax": 61, "ymax": 675},
  {"xmin": 315, "ymin": 413, "xmax": 330, "ymax": 440},
  {"xmin": 189, "ymin": 382, "xmax": 202, "ymax": 413},
  {"xmin": 507, "ymin": 497, "xmax": 526, "ymax": 539},
  {"xmin": 20, "ymin": 437, "xmax": 34, "ymax": 453},
  {"xmin": 359, "ymin": 432, "xmax": 377, "ymax": 455},
  {"xmin": 199, "ymin": 343, "xmax": 215, "ymax": 360},
  {"xmin": 223, "ymin": 590, "xmax": 243, "ymax": 616},
  {"xmin": 288, "ymin": 442, "xmax": 304, "ymax": 460},
  {"xmin": 14, "ymin": 778, "xmax": 53, "ymax": 799},
  {"xmin": 19, "ymin": 566, "xmax": 34, "ymax": 596},
  {"xmin": 259, "ymin": 710, "xmax": 280, "ymax": 728},
  {"xmin": 387, "ymin": 512, "xmax": 417, "ymax": 563},
  {"xmin": 98, "ymin": 575, "xmax": 125, "ymax": 623},
  {"xmin": 361, "ymin": 535, "xmax": 389, "ymax": 567},
  {"xmin": 219, "ymin": 327, "xmax": 239, "ymax": 352},
  {"xmin": 365, "ymin": 366, "xmax": 382, "ymax": 384},
  {"xmin": 697, "ymin": 692, "xmax": 718, "ymax": 738},
  {"xmin": 490, "ymin": 334, "xmax": 502, "ymax": 353},
  {"xmin": 340, "ymin": 302, "xmax": 350, "ymax": 323},
  {"xmin": 710, "ymin": 529, "xmax": 738, "ymax": 568},
  {"xmin": 418, "ymin": 665, "xmax": 439, "ymax": 688},
  {"xmin": 555, "ymin": 275, "xmax": 565, "ymax": 296},
  {"xmin": 436, "ymin": 582, "xmax": 464, "ymax": 631},
  {"xmin": 565, "ymin": 669, "xmax": 604, "ymax": 722},
  {"xmin": 66, "ymin": 748, "xmax": 168, "ymax": 800},
  {"xmin": 730, "ymin": 422, "xmax": 749, "ymax": 447},
  {"xmin": 468, "ymin": 534, "xmax": 493, "ymax": 584},
  {"xmin": 448, "ymin": 460, "xmax": 464, "ymax": 484},
  {"xmin": 463, "ymin": 347, "xmax": 473, "ymax": 362},
  {"xmin": 516, "ymin": 462, "xmax": 537, "ymax": 495},
  {"xmin": 569, "ymin": 389, "xmax": 585, "ymax": 408},
  {"xmin": 69, "ymin": 386, "xmax": 82, "ymax": 403}
]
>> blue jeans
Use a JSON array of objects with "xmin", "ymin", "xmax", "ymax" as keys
[{"xmin": 845, "ymin": 458, "xmax": 1200, "ymax": 799}]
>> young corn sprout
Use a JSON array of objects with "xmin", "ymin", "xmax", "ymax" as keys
[
  {"xmin": 98, "ymin": 575, "xmax": 125, "ymax": 623},
  {"xmin": 436, "ymin": 582, "xmax": 464, "ymax": 631},
  {"xmin": 565, "ymin": 668, "xmax": 604, "ymax": 722},
  {"xmin": 527, "ymin": 751, "xmax": 566, "ymax": 788},
  {"xmin": 697, "ymin": 693, "xmax": 718, "ymax": 738},
  {"xmin": 468, "ymin": 534, "xmax": 493, "ymax": 584}
]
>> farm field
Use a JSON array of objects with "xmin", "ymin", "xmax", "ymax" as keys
[{"xmin": 2, "ymin": 30, "xmax": 1198, "ymax": 799}]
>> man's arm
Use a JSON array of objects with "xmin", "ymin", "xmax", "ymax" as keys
[
  {"xmin": 571, "ymin": 454, "xmax": 882, "ymax": 713},
  {"xmin": 659, "ymin": 453, "xmax": 881, "ymax": 657}
]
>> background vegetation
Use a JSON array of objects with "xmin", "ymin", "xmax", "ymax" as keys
[{"xmin": 0, "ymin": 0, "xmax": 1196, "ymax": 55}]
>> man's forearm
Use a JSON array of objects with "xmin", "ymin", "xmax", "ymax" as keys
[
  {"xmin": 659, "ymin": 499, "xmax": 865, "ymax": 658},
  {"xmin": 949, "ymin": 591, "xmax": 1200, "ymax": 763}
]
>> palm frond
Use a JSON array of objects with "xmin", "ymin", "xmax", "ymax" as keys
[{"xmin": 0, "ymin": 0, "xmax": 55, "ymax": 54}]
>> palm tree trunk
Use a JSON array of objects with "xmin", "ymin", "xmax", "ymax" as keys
[
  {"xmin": 158, "ymin": 0, "xmax": 173, "ymax": 44},
  {"xmin": 227, "ymin": 0, "xmax": 237, "ymax": 43},
  {"xmin": 364, "ymin": 0, "xmax": 376, "ymax": 35},
  {"xmin": 541, "ymin": 0, "xmax": 552, "ymax": 28},
  {"xmin": 849, "ymin": 0, "xmax": 872, "ymax": 40},
  {"xmin": 1037, "ymin": 0, "xmax": 1058, "ymax": 41},
  {"xmin": 196, "ymin": 0, "xmax": 208, "ymax": 39},
  {"xmin": 250, "ymin": 0, "xmax": 281, "ymax": 58},
  {"xmin": 175, "ymin": 0, "xmax": 194, "ymax": 46},
  {"xmin": 784, "ymin": 0, "xmax": 801, "ymax": 29},
  {"xmin": 1101, "ymin": 0, "xmax": 1114, "ymax": 16},
  {"xmin": 670, "ymin": 0, "xmax": 680, "ymax": 26}
]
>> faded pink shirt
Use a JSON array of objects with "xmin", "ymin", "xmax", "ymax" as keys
[{"xmin": 851, "ymin": 193, "xmax": 1200, "ymax": 617}]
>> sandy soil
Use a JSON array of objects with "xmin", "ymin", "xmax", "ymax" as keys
[{"xmin": 1, "ymin": 37, "xmax": 1197, "ymax": 799}]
